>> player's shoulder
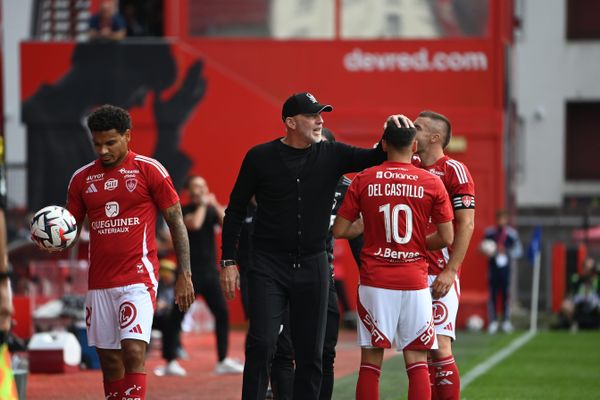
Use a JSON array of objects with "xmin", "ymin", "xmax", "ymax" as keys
[
  {"xmin": 443, "ymin": 156, "xmax": 471, "ymax": 173},
  {"xmin": 69, "ymin": 160, "xmax": 97, "ymax": 184},
  {"xmin": 132, "ymin": 153, "xmax": 170, "ymax": 178},
  {"xmin": 443, "ymin": 156, "xmax": 472, "ymax": 183}
]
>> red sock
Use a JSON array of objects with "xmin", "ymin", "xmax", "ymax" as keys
[
  {"xmin": 356, "ymin": 363, "xmax": 381, "ymax": 400},
  {"xmin": 122, "ymin": 372, "xmax": 146, "ymax": 400},
  {"xmin": 103, "ymin": 377, "xmax": 124, "ymax": 399},
  {"xmin": 428, "ymin": 358, "xmax": 439, "ymax": 400},
  {"xmin": 406, "ymin": 362, "xmax": 431, "ymax": 400},
  {"xmin": 432, "ymin": 356, "xmax": 460, "ymax": 400}
]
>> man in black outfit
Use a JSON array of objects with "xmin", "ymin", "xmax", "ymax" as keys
[
  {"xmin": 220, "ymin": 92, "xmax": 412, "ymax": 399},
  {"xmin": 270, "ymin": 127, "xmax": 365, "ymax": 400},
  {"xmin": 179, "ymin": 175, "xmax": 244, "ymax": 374}
]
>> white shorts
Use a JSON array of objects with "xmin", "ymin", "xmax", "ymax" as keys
[
  {"xmin": 357, "ymin": 285, "xmax": 437, "ymax": 351},
  {"xmin": 428, "ymin": 275, "xmax": 460, "ymax": 340},
  {"xmin": 85, "ymin": 283, "xmax": 156, "ymax": 349}
]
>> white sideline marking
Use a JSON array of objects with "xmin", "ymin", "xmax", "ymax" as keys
[{"xmin": 461, "ymin": 331, "xmax": 536, "ymax": 390}]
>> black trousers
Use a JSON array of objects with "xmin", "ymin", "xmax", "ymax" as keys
[
  {"xmin": 157, "ymin": 306, "xmax": 183, "ymax": 362},
  {"xmin": 168, "ymin": 272, "xmax": 231, "ymax": 362},
  {"xmin": 321, "ymin": 282, "xmax": 340, "ymax": 400},
  {"xmin": 488, "ymin": 265, "xmax": 510, "ymax": 321},
  {"xmin": 242, "ymin": 250, "xmax": 329, "ymax": 400},
  {"xmin": 271, "ymin": 278, "xmax": 340, "ymax": 400}
]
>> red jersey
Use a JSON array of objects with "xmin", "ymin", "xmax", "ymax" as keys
[
  {"xmin": 337, "ymin": 161, "xmax": 453, "ymax": 290},
  {"xmin": 416, "ymin": 155, "xmax": 475, "ymax": 275},
  {"xmin": 67, "ymin": 151, "xmax": 180, "ymax": 290}
]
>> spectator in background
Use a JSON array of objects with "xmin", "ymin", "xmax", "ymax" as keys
[
  {"xmin": 122, "ymin": 3, "xmax": 145, "ymax": 37},
  {"xmin": 89, "ymin": 0, "xmax": 127, "ymax": 41},
  {"xmin": 556, "ymin": 257, "xmax": 600, "ymax": 331},
  {"xmin": 480, "ymin": 209, "xmax": 523, "ymax": 334},
  {"xmin": 181, "ymin": 176, "xmax": 244, "ymax": 375}
]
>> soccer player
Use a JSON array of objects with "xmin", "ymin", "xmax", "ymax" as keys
[
  {"xmin": 333, "ymin": 120, "xmax": 454, "ymax": 400},
  {"xmin": 65, "ymin": 105, "xmax": 195, "ymax": 400},
  {"xmin": 413, "ymin": 110, "xmax": 476, "ymax": 400}
]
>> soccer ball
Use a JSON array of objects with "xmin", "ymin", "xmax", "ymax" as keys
[
  {"xmin": 466, "ymin": 314, "xmax": 484, "ymax": 332},
  {"xmin": 479, "ymin": 239, "xmax": 497, "ymax": 257},
  {"xmin": 30, "ymin": 206, "xmax": 78, "ymax": 252}
]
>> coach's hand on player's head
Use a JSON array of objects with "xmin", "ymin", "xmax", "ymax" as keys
[
  {"xmin": 220, "ymin": 265, "xmax": 240, "ymax": 300},
  {"xmin": 175, "ymin": 272, "xmax": 195, "ymax": 312},
  {"xmin": 384, "ymin": 114, "xmax": 415, "ymax": 129}
]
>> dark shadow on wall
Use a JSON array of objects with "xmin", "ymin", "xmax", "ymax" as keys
[{"xmin": 22, "ymin": 41, "xmax": 206, "ymax": 211}]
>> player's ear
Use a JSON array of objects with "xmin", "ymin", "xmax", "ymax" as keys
[
  {"xmin": 381, "ymin": 139, "xmax": 388, "ymax": 152},
  {"xmin": 411, "ymin": 139, "xmax": 417, "ymax": 153},
  {"xmin": 124, "ymin": 129, "xmax": 132, "ymax": 143}
]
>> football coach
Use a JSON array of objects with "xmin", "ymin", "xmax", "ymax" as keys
[{"xmin": 220, "ymin": 92, "xmax": 411, "ymax": 400}]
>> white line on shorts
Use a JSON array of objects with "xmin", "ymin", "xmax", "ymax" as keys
[{"xmin": 461, "ymin": 331, "xmax": 536, "ymax": 390}]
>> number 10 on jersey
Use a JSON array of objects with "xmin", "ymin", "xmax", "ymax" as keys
[{"xmin": 379, "ymin": 203, "xmax": 413, "ymax": 244}]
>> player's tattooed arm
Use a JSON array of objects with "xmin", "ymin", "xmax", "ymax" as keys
[
  {"xmin": 163, "ymin": 203, "xmax": 195, "ymax": 311},
  {"xmin": 163, "ymin": 203, "xmax": 191, "ymax": 274}
]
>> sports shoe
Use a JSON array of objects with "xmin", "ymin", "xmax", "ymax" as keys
[
  {"xmin": 154, "ymin": 360, "xmax": 187, "ymax": 377},
  {"xmin": 488, "ymin": 320, "xmax": 499, "ymax": 334},
  {"xmin": 501, "ymin": 320, "xmax": 514, "ymax": 333},
  {"xmin": 214, "ymin": 357, "xmax": 244, "ymax": 375}
]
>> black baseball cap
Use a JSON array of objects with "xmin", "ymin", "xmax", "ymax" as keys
[{"xmin": 281, "ymin": 92, "xmax": 333, "ymax": 121}]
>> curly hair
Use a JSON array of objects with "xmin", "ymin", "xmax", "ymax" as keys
[{"xmin": 87, "ymin": 104, "xmax": 131, "ymax": 134}]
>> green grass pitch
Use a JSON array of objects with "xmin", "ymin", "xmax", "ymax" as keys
[{"xmin": 332, "ymin": 331, "xmax": 600, "ymax": 399}]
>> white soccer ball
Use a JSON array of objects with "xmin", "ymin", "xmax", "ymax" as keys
[
  {"xmin": 466, "ymin": 314, "xmax": 484, "ymax": 332},
  {"xmin": 479, "ymin": 239, "xmax": 497, "ymax": 257},
  {"xmin": 30, "ymin": 206, "xmax": 78, "ymax": 252}
]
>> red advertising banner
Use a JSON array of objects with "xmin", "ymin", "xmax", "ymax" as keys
[{"xmin": 21, "ymin": 36, "xmax": 505, "ymax": 324}]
